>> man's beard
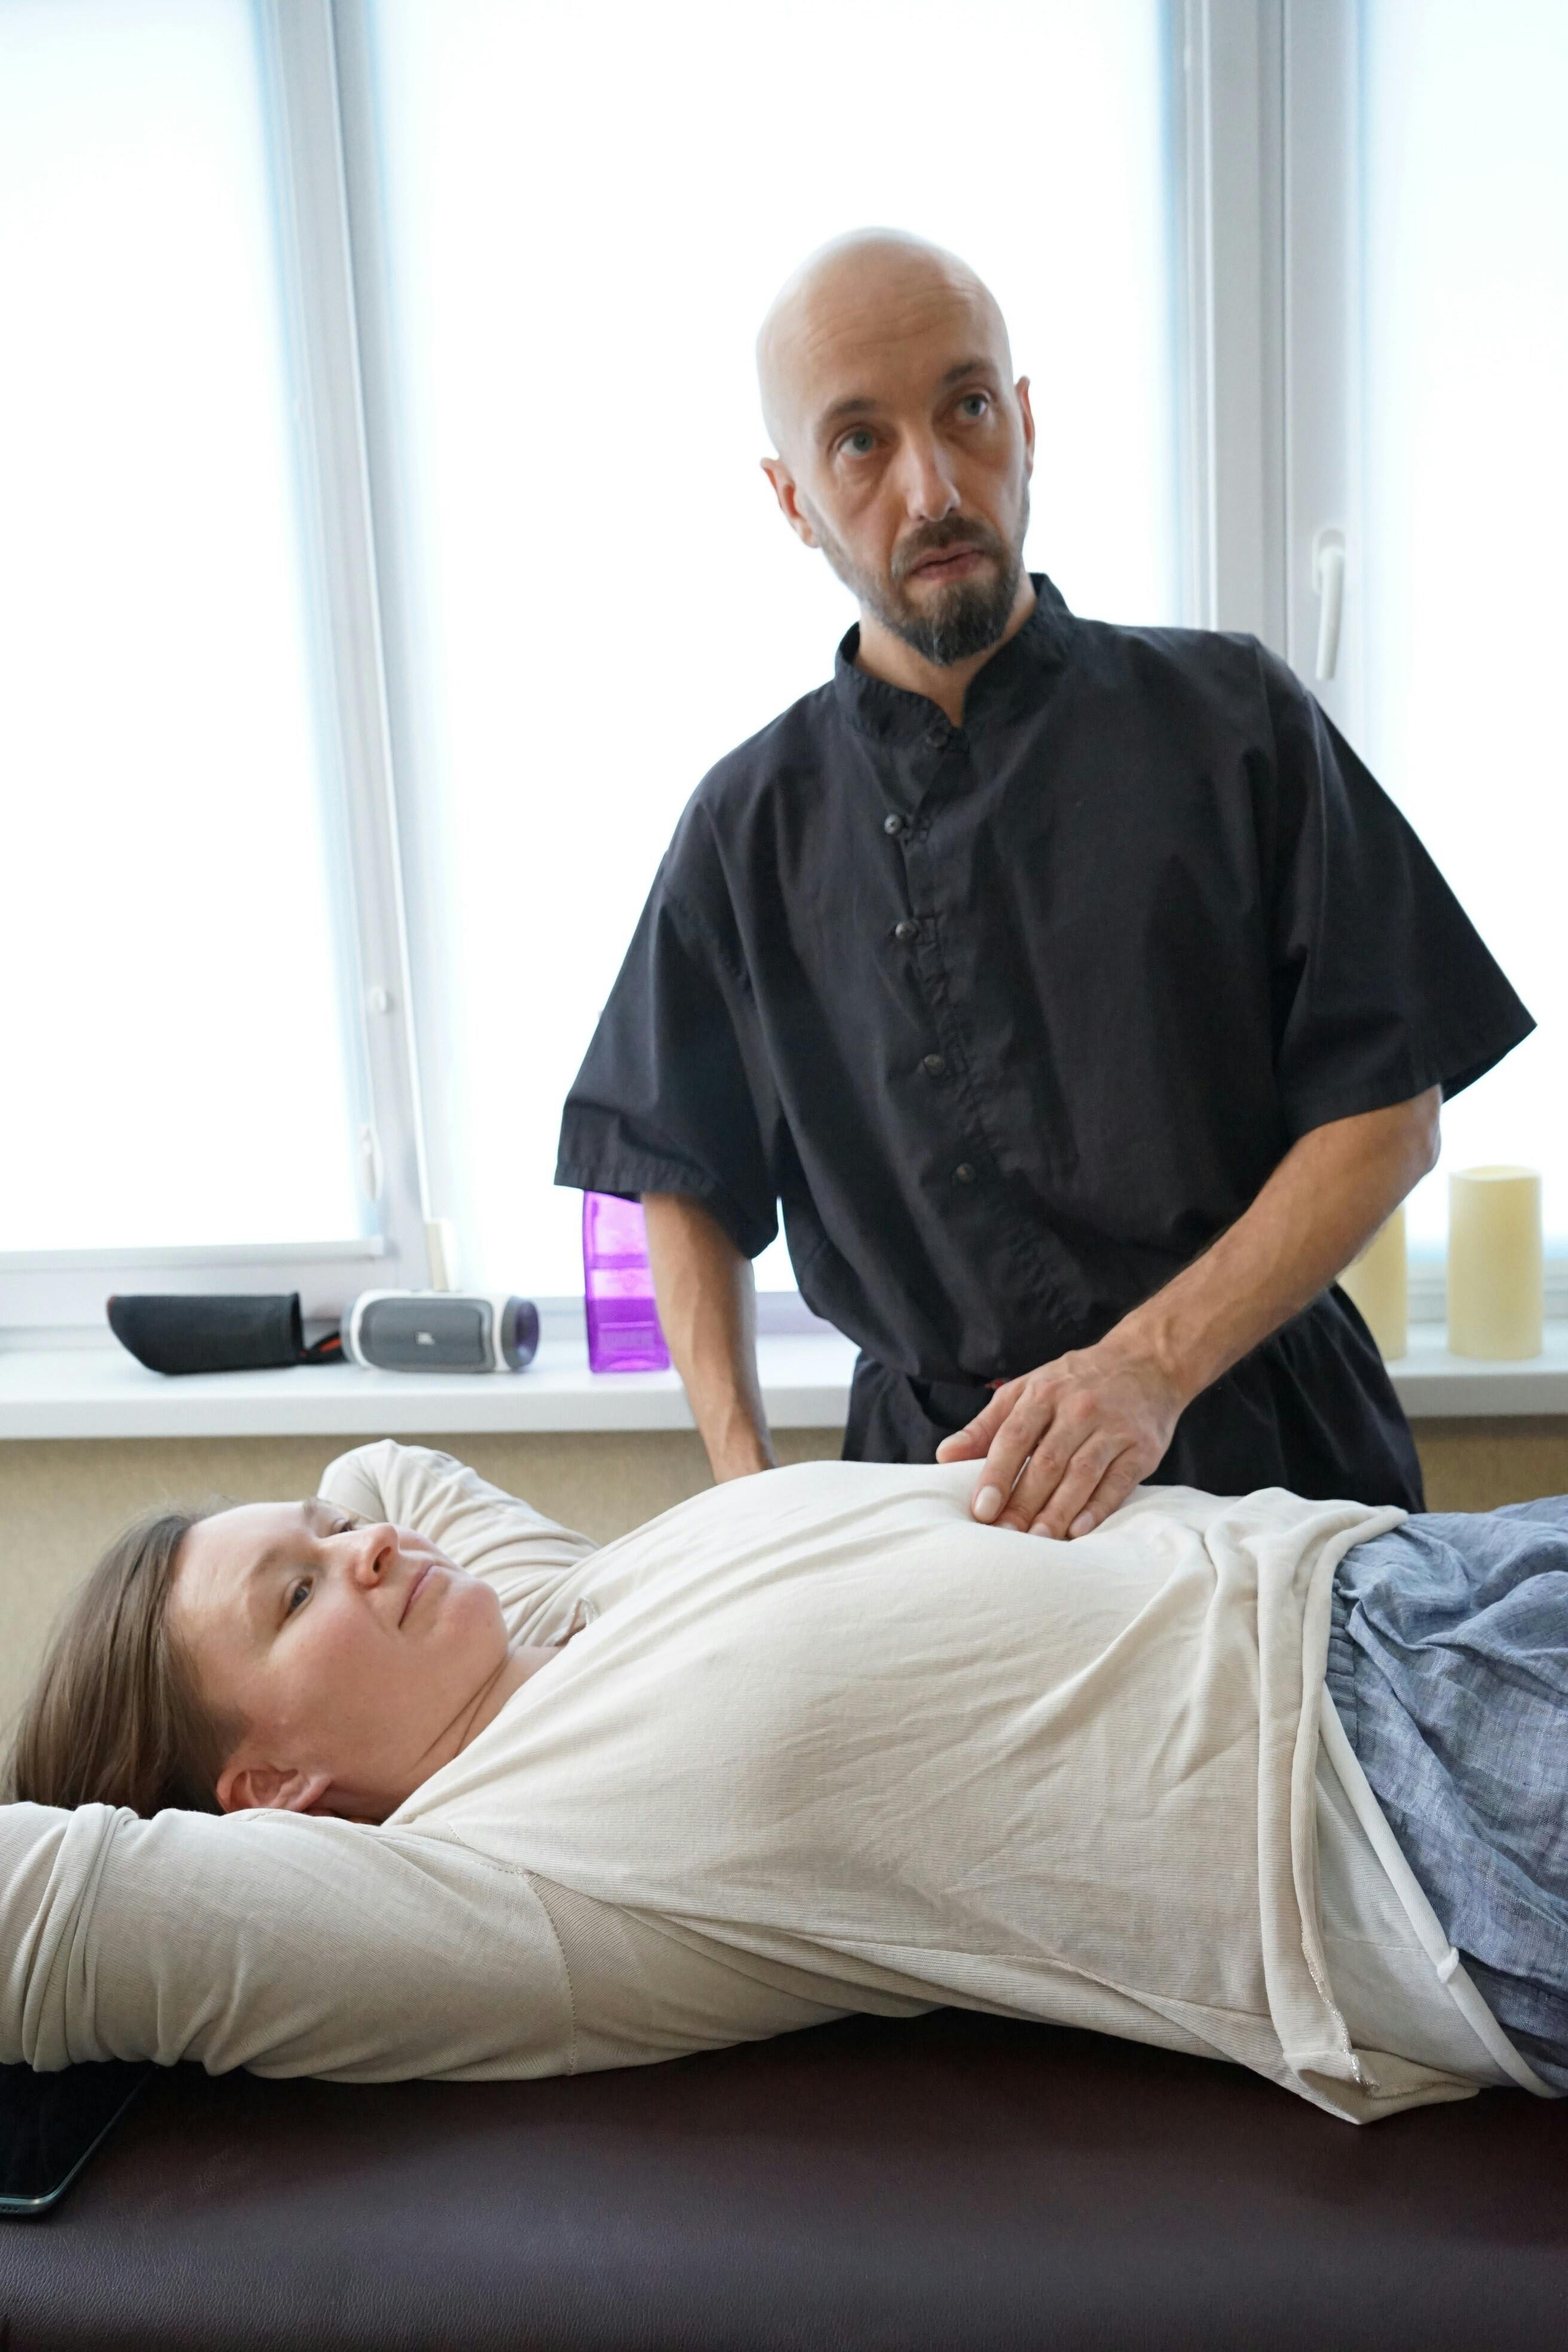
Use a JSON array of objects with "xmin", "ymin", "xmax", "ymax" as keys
[{"xmin": 811, "ymin": 489, "xmax": 1030, "ymax": 669}]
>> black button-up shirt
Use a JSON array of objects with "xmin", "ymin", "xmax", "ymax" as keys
[{"xmin": 557, "ymin": 578, "xmax": 1533, "ymax": 1502}]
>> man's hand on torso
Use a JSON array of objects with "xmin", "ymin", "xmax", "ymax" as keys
[{"xmin": 935, "ymin": 1337, "xmax": 1187, "ymax": 1539}]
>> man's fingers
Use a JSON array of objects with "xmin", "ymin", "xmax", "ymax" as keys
[
  {"xmin": 1023, "ymin": 1434, "xmax": 1123, "ymax": 1540},
  {"xmin": 1016, "ymin": 1431, "xmax": 1123, "ymax": 1539},
  {"xmin": 993, "ymin": 1399, "xmax": 1099, "ymax": 1530},
  {"xmin": 1059, "ymin": 1451, "xmax": 1146, "ymax": 1540},
  {"xmin": 971, "ymin": 1388, "xmax": 1059, "ymax": 1522}
]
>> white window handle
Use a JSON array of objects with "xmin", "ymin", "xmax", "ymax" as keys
[
  {"xmin": 357, "ymin": 1122, "xmax": 384, "ymax": 1205},
  {"xmin": 1312, "ymin": 526, "xmax": 1346, "ymax": 681}
]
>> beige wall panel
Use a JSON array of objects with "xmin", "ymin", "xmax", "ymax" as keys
[
  {"xmin": 1411, "ymin": 1417, "xmax": 1568, "ymax": 1512},
  {"xmin": 3, "ymin": 1416, "xmax": 1567, "ymax": 1747}
]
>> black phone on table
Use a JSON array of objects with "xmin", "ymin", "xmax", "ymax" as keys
[{"xmin": 0, "ymin": 2060, "xmax": 153, "ymax": 2215}]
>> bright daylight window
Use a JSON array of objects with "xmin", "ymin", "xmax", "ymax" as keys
[
  {"xmin": 366, "ymin": 0, "xmax": 1180, "ymax": 1298},
  {"xmin": 0, "ymin": 0, "xmax": 363, "ymax": 1254},
  {"xmin": 1361, "ymin": 0, "xmax": 1568, "ymax": 1252}
]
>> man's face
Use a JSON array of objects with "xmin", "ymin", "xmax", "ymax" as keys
[{"xmin": 762, "ymin": 267, "xmax": 1034, "ymax": 666}]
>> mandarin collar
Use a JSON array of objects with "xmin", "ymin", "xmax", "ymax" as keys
[{"xmin": 831, "ymin": 572, "xmax": 1076, "ymax": 745}]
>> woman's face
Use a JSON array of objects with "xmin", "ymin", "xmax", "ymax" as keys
[{"xmin": 170, "ymin": 1498, "xmax": 524, "ymax": 1821}]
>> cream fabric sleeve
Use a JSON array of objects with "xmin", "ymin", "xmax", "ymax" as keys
[
  {"xmin": 318, "ymin": 1441, "xmax": 597, "ymax": 1647},
  {"xmin": 0, "ymin": 1802, "xmax": 849, "ymax": 2084},
  {"xmin": 0, "ymin": 1799, "xmax": 577, "ymax": 2082}
]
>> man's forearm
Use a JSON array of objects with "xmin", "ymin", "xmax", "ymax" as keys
[
  {"xmin": 642, "ymin": 1192, "xmax": 776, "ymax": 1481},
  {"xmin": 1116, "ymin": 1088, "xmax": 1442, "ymax": 1402}
]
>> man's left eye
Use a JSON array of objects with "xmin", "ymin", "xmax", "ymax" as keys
[
  {"xmin": 286, "ymin": 1579, "xmax": 311, "ymax": 1615},
  {"xmin": 958, "ymin": 394, "xmax": 989, "ymax": 418}
]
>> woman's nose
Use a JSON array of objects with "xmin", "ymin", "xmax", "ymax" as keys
[{"xmin": 351, "ymin": 1523, "xmax": 399, "ymax": 1585}]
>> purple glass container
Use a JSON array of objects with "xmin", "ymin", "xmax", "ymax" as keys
[{"xmin": 581, "ymin": 1192, "xmax": 671, "ymax": 1373}]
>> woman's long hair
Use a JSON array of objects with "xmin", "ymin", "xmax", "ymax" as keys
[{"xmin": 6, "ymin": 1508, "xmax": 240, "ymax": 1816}]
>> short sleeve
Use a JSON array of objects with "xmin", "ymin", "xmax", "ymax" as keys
[
  {"xmin": 555, "ymin": 821, "xmax": 780, "ymax": 1260},
  {"xmin": 1259, "ymin": 650, "xmax": 1535, "ymax": 1138}
]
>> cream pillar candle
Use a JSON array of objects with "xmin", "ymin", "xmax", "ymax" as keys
[
  {"xmin": 1447, "ymin": 1166, "xmax": 1544, "ymax": 1359},
  {"xmin": 1340, "ymin": 1206, "xmax": 1407, "ymax": 1360}
]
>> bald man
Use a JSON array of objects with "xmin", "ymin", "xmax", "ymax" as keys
[{"xmin": 557, "ymin": 231, "xmax": 1532, "ymax": 1536}]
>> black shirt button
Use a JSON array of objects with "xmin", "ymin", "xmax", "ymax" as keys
[
  {"xmin": 925, "ymin": 725, "xmax": 948, "ymax": 749},
  {"xmin": 922, "ymin": 1052, "xmax": 947, "ymax": 1077},
  {"xmin": 883, "ymin": 812, "xmax": 905, "ymax": 836},
  {"xmin": 954, "ymin": 1162, "xmax": 976, "ymax": 1185},
  {"xmin": 893, "ymin": 918, "xmax": 919, "ymax": 944}
]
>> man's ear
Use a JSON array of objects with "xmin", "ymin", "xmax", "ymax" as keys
[
  {"xmin": 216, "ymin": 1760, "xmax": 334, "ymax": 1816},
  {"xmin": 760, "ymin": 455, "xmax": 820, "ymax": 547},
  {"xmin": 1015, "ymin": 375, "xmax": 1036, "ymax": 477}
]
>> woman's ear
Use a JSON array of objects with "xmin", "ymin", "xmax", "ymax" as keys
[{"xmin": 216, "ymin": 1760, "xmax": 333, "ymax": 1816}]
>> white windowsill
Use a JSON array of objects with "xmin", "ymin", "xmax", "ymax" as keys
[
  {"xmin": 2, "ymin": 1322, "xmax": 1568, "ymax": 1441},
  {"xmin": 0, "ymin": 1333, "xmax": 860, "ymax": 1441}
]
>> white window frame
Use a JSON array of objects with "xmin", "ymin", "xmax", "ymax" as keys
[
  {"xmin": 1175, "ymin": 0, "xmax": 1361, "ymax": 699},
  {"xmin": 1181, "ymin": 0, "xmax": 1566, "ymax": 1317},
  {"xmin": 1174, "ymin": 0, "xmax": 1288, "ymax": 647},
  {"xmin": 0, "ymin": 0, "xmax": 433, "ymax": 1342}
]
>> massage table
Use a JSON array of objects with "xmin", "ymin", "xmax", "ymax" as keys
[{"xmin": 2, "ymin": 2009, "xmax": 1564, "ymax": 2348}]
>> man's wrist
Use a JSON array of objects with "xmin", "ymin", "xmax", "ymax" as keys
[
  {"xmin": 698, "ymin": 1400, "xmax": 776, "ymax": 1483},
  {"xmin": 1101, "ymin": 1297, "xmax": 1209, "ymax": 1409},
  {"xmin": 710, "ymin": 1435, "xmax": 776, "ymax": 1481}
]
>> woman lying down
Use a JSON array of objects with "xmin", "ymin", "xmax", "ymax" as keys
[{"xmin": 3, "ymin": 1443, "xmax": 1564, "ymax": 2124}]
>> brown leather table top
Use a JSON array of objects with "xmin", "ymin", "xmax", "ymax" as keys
[{"xmin": 2, "ymin": 2011, "xmax": 1564, "ymax": 2351}]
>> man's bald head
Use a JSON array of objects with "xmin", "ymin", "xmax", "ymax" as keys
[
  {"xmin": 757, "ymin": 229, "xmax": 1013, "ymax": 462},
  {"xmin": 755, "ymin": 228, "xmax": 1034, "ymax": 678}
]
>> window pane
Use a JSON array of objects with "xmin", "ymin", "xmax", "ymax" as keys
[
  {"xmin": 0, "ymin": 0, "xmax": 363, "ymax": 1251},
  {"xmin": 1362, "ymin": 0, "xmax": 1568, "ymax": 1251},
  {"xmin": 368, "ymin": 0, "xmax": 1179, "ymax": 1295}
]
